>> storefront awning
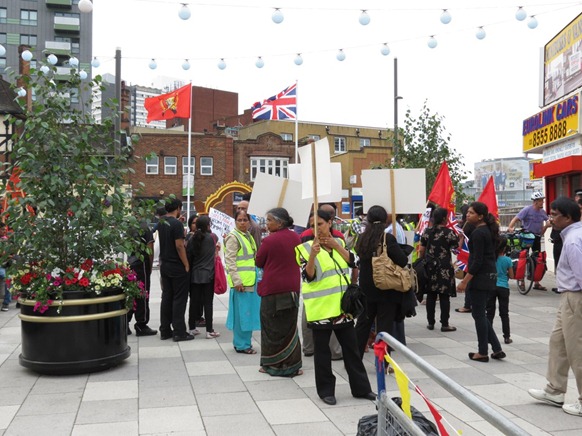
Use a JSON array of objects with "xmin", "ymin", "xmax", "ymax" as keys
[{"xmin": 534, "ymin": 156, "xmax": 582, "ymax": 178}]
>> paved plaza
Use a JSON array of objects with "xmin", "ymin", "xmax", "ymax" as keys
[{"xmin": 0, "ymin": 270, "xmax": 580, "ymax": 435}]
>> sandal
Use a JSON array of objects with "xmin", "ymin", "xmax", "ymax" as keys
[
  {"xmin": 236, "ymin": 348, "xmax": 257, "ymax": 355},
  {"xmin": 468, "ymin": 352, "xmax": 489, "ymax": 362},
  {"xmin": 533, "ymin": 285, "xmax": 548, "ymax": 291}
]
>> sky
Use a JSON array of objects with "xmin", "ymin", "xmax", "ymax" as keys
[{"xmin": 90, "ymin": 0, "xmax": 582, "ymax": 178}]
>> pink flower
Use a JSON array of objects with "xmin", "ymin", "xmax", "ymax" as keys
[{"xmin": 127, "ymin": 272, "xmax": 137, "ymax": 282}]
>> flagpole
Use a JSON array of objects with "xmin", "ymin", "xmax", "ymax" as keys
[
  {"xmin": 294, "ymin": 79, "xmax": 298, "ymax": 163},
  {"xmin": 186, "ymin": 81, "xmax": 193, "ymax": 219}
]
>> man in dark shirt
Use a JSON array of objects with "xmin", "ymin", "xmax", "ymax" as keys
[{"xmin": 158, "ymin": 198, "xmax": 193, "ymax": 341}]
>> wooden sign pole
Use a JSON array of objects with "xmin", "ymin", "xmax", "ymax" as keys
[{"xmin": 311, "ymin": 142, "xmax": 319, "ymax": 239}]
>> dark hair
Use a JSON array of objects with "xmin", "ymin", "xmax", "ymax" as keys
[
  {"xmin": 155, "ymin": 207, "xmax": 167, "ymax": 217},
  {"xmin": 316, "ymin": 208, "xmax": 334, "ymax": 222},
  {"xmin": 187, "ymin": 213, "xmax": 198, "ymax": 229},
  {"xmin": 165, "ymin": 198, "xmax": 182, "ymax": 213},
  {"xmin": 469, "ymin": 201, "xmax": 499, "ymax": 245},
  {"xmin": 354, "ymin": 206, "xmax": 364, "ymax": 217},
  {"xmin": 551, "ymin": 196, "xmax": 582, "ymax": 222},
  {"xmin": 188, "ymin": 215, "xmax": 212, "ymax": 261},
  {"xmin": 234, "ymin": 209, "xmax": 249, "ymax": 221},
  {"xmin": 496, "ymin": 235, "xmax": 507, "ymax": 255},
  {"xmin": 432, "ymin": 207, "xmax": 448, "ymax": 226},
  {"xmin": 266, "ymin": 207, "xmax": 294, "ymax": 229},
  {"xmin": 355, "ymin": 205, "xmax": 388, "ymax": 260},
  {"xmin": 318, "ymin": 202, "xmax": 337, "ymax": 212}
]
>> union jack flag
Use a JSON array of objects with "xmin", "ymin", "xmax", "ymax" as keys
[
  {"xmin": 454, "ymin": 235, "xmax": 470, "ymax": 272},
  {"xmin": 252, "ymin": 83, "xmax": 297, "ymax": 120},
  {"xmin": 446, "ymin": 210, "xmax": 462, "ymax": 235}
]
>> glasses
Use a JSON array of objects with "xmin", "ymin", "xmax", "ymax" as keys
[{"xmin": 549, "ymin": 213, "xmax": 562, "ymax": 220}]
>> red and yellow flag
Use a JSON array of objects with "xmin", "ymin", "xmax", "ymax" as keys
[{"xmin": 144, "ymin": 84, "xmax": 192, "ymax": 123}]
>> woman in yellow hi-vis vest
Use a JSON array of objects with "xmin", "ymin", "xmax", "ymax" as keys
[
  {"xmin": 225, "ymin": 210, "xmax": 261, "ymax": 354},
  {"xmin": 295, "ymin": 209, "xmax": 374, "ymax": 406}
]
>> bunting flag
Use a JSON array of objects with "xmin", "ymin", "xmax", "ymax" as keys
[
  {"xmin": 144, "ymin": 84, "xmax": 192, "ymax": 123},
  {"xmin": 415, "ymin": 385, "xmax": 451, "ymax": 436},
  {"xmin": 251, "ymin": 83, "xmax": 297, "ymax": 120},
  {"xmin": 478, "ymin": 176, "xmax": 499, "ymax": 220},
  {"xmin": 384, "ymin": 352, "xmax": 413, "ymax": 419}
]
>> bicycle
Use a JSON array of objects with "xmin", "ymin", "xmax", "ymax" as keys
[{"xmin": 503, "ymin": 230, "xmax": 537, "ymax": 295}]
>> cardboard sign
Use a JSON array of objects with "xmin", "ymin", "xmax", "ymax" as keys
[
  {"xmin": 209, "ymin": 207, "xmax": 235, "ymax": 242},
  {"xmin": 297, "ymin": 138, "xmax": 332, "ymax": 199},
  {"xmin": 361, "ymin": 168, "xmax": 426, "ymax": 214},
  {"xmin": 288, "ymin": 162, "xmax": 342, "ymax": 202}
]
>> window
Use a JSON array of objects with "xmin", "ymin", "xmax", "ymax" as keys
[
  {"xmin": 69, "ymin": 88, "xmax": 78, "ymax": 104},
  {"xmin": 182, "ymin": 157, "xmax": 195, "ymax": 175},
  {"xmin": 359, "ymin": 138, "xmax": 371, "ymax": 147},
  {"xmin": 334, "ymin": 137, "xmax": 346, "ymax": 153},
  {"xmin": 308, "ymin": 134, "xmax": 320, "ymax": 141},
  {"xmin": 281, "ymin": 133, "xmax": 293, "ymax": 141},
  {"xmin": 21, "ymin": 10, "xmax": 38, "ymax": 26},
  {"xmin": 164, "ymin": 156, "xmax": 177, "ymax": 175},
  {"xmin": 55, "ymin": 36, "xmax": 80, "ymax": 54},
  {"xmin": 20, "ymin": 34, "xmax": 37, "ymax": 46},
  {"xmin": 0, "ymin": 58, "xmax": 5, "ymax": 74},
  {"xmin": 55, "ymin": 12, "xmax": 80, "ymax": 19},
  {"xmin": 146, "ymin": 156, "xmax": 159, "ymax": 175},
  {"xmin": 250, "ymin": 157, "xmax": 289, "ymax": 181},
  {"xmin": 0, "ymin": 8, "xmax": 7, "ymax": 24},
  {"xmin": 200, "ymin": 157, "xmax": 213, "ymax": 175}
]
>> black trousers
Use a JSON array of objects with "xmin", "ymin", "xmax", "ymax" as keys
[
  {"xmin": 486, "ymin": 286, "xmax": 510, "ymax": 339},
  {"xmin": 426, "ymin": 292, "xmax": 451, "ymax": 327},
  {"xmin": 189, "ymin": 281, "xmax": 214, "ymax": 332},
  {"xmin": 355, "ymin": 299, "xmax": 399, "ymax": 357},
  {"xmin": 160, "ymin": 271, "xmax": 189, "ymax": 337},
  {"xmin": 128, "ymin": 262, "xmax": 152, "ymax": 328},
  {"xmin": 471, "ymin": 287, "xmax": 502, "ymax": 355},
  {"xmin": 312, "ymin": 325, "xmax": 372, "ymax": 398}
]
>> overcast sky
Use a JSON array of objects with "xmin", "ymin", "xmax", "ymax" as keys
[{"xmin": 91, "ymin": 0, "xmax": 582, "ymax": 178}]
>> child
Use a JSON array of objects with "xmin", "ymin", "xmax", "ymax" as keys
[{"xmin": 486, "ymin": 236, "xmax": 514, "ymax": 344}]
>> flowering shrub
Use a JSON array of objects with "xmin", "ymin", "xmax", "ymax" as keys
[{"xmin": 10, "ymin": 259, "xmax": 144, "ymax": 313}]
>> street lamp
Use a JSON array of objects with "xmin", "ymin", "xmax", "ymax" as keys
[{"xmin": 393, "ymin": 57, "xmax": 403, "ymax": 166}]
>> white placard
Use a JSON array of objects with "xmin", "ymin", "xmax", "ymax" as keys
[
  {"xmin": 361, "ymin": 168, "xmax": 426, "ymax": 214},
  {"xmin": 297, "ymin": 138, "xmax": 331, "ymax": 199},
  {"xmin": 248, "ymin": 172, "xmax": 312, "ymax": 228},
  {"xmin": 209, "ymin": 207, "xmax": 235, "ymax": 242},
  {"xmin": 288, "ymin": 162, "xmax": 342, "ymax": 202}
]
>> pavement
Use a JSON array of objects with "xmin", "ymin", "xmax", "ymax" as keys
[{"xmin": 0, "ymin": 269, "xmax": 580, "ymax": 435}]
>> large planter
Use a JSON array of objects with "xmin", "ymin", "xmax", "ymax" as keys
[{"xmin": 19, "ymin": 288, "xmax": 130, "ymax": 375}]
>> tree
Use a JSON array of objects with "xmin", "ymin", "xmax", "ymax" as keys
[{"xmin": 392, "ymin": 101, "xmax": 469, "ymax": 208}]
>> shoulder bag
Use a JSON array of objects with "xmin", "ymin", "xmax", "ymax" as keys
[
  {"xmin": 372, "ymin": 233, "xmax": 412, "ymax": 292},
  {"xmin": 329, "ymin": 250, "xmax": 366, "ymax": 319}
]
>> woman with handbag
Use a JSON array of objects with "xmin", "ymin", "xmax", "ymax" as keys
[
  {"xmin": 355, "ymin": 205, "xmax": 409, "ymax": 357},
  {"xmin": 256, "ymin": 207, "xmax": 303, "ymax": 377},
  {"xmin": 457, "ymin": 202, "xmax": 506, "ymax": 362},
  {"xmin": 186, "ymin": 215, "xmax": 220, "ymax": 339},
  {"xmin": 420, "ymin": 207, "xmax": 459, "ymax": 332},
  {"xmin": 295, "ymin": 208, "xmax": 375, "ymax": 405}
]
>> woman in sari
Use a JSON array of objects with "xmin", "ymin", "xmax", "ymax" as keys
[
  {"xmin": 256, "ymin": 207, "xmax": 303, "ymax": 377},
  {"xmin": 225, "ymin": 210, "xmax": 261, "ymax": 354}
]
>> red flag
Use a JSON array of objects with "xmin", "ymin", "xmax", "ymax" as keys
[
  {"xmin": 144, "ymin": 84, "xmax": 191, "ymax": 123},
  {"xmin": 427, "ymin": 162, "xmax": 455, "ymax": 213},
  {"xmin": 415, "ymin": 385, "xmax": 451, "ymax": 436},
  {"xmin": 478, "ymin": 176, "xmax": 499, "ymax": 219}
]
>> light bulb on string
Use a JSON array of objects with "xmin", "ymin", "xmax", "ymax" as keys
[
  {"xmin": 0, "ymin": 44, "xmax": 6, "ymax": 57},
  {"xmin": 294, "ymin": 54, "xmax": 303, "ymax": 66},
  {"xmin": 69, "ymin": 56, "xmax": 79, "ymax": 68},
  {"xmin": 272, "ymin": 8, "xmax": 284, "ymax": 24},
  {"xmin": 182, "ymin": 59, "xmax": 191, "ymax": 70},
  {"xmin": 255, "ymin": 57, "xmax": 264, "ymax": 68},
  {"xmin": 21, "ymin": 50, "xmax": 33, "ymax": 62},
  {"xmin": 380, "ymin": 43, "xmax": 390, "ymax": 56},
  {"xmin": 40, "ymin": 65, "xmax": 50, "ymax": 74},
  {"xmin": 515, "ymin": 6, "xmax": 527, "ymax": 21},
  {"xmin": 359, "ymin": 10, "xmax": 370, "ymax": 26},
  {"xmin": 17, "ymin": 88, "xmax": 27, "ymax": 98},
  {"xmin": 440, "ymin": 9, "xmax": 452, "ymax": 24},
  {"xmin": 178, "ymin": 4, "xmax": 191, "ymax": 20},
  {"xmin": 79, "ymin": 70, "xmax": 88, "ymax": 80},
  {"xmin": 217, "ymin": 58, "xmax": 226, "ymax": 70},
  {"xmin": 47, "ymin": 54, "xmax": 58, "ymax": 65},
  {"xmin": 149, "ymin": 59, "xmax": 157, "ymax": 69},
  {"xmin": 91, "ymin": 57, "xmax": 100, "ymax": 68},
  {"xmin": 336, "ymin": 49, "xmax": 346, "ymax": 61},
  {"xmin": 528, "ymin": 16, "xmax": 538, "ymax": 29},
  {"xmin": 78, "ymin": 0, "xmax": 93, "ymax": 13},
  {"xmin": 476, "ymin": 27, "xmax": 486, "ymax": 40},
  {"xmin": 427, "ymin": 36, "xmax": 438, "ymax": 49}
]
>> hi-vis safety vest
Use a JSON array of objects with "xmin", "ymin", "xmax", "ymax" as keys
[
  {"xmin": 295, "ymin": 239, "xmax": 350, "ymax": 322},
  {"xmin": 226, "ymin": 229, "xmax": 257, "ymax": 287}
]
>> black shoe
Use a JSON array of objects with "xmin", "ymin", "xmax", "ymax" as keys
[
  {"xmin": 135, "ymin": 325, "xmax": 158, "ymax": 337},
  {"xmin": 303, "ymin": 352, "xmax": 314, "ymax": 357},
  {"xmin": 427, "ymin": 324, "xmax": 434, "ymax": 330},
  {"xmin": 504, "ymin": 337, "xmax": 513, "ymax": 344},
  {"xmin": 173, "ymin": 333, "xmax": 195, "ymax": 342},
  {"xmin": 356, "ymin": 392, "xmax": 377, "ymax": 401},
  {"xmin": 551, "ymin": 288, "xmax": 559, "ymax": 294},
  {"xmin": 322, "ymin": 396, "xmax": 336, "ymax": 405},
  {"xmin": 160, "ymin": 331, "xmax": 173, "ymax": 340},
  {"xmin": 441, "ymin": 325, "xmax": 457, "ymax": 332},
  {"xmin": 331, "ymin": 355, "xmax": 343, "ymax": 361}
]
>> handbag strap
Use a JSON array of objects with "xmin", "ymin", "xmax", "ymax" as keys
[{"xmin": 328, "ymin": 249, "xmax": 350, "ymax": 290}]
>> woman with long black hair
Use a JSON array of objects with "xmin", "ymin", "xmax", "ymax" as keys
[{"xmin": 457, "ymin": 201, "xmax": 505, "ymax": 362}]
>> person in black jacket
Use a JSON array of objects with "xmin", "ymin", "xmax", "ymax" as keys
[
  {"xmin": 354, "ymin": 205, "xmax": 409, "ymax": 357},
  {"xmin": 457, "ymin": 202, "xmax": 505, "ymax": 362}
]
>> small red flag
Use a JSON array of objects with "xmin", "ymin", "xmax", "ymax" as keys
[
  {"xmin": 428, "ymin": 161, "xmax": 455, "ymax": 213},
  {"xmin": 144, "ymin": 84, "xmax": 191, "ymax": 123},
  {"xmin": 478, "ymin": 176, "xmax": 499, "ymax": 219}
]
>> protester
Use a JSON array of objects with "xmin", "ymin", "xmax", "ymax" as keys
[
  {"xmin": 256, "ymin": 207, "xmax": 303, "ymax": 377},
  {"xmin": 236, "ymin": 194, "xmax": 262, "ymax": 249},
  {"xmin": 295, "ymin": 208, "xmax": 375, "ymax": 405},
  {"xmin": 529, "ymin": 196, "xmax": 582, "ymax": 416},
  {"xmin": 457, "ymin": 201, "xmax": 505, "ymax": 362},
  {"xmin": 420, "ymin": 207, "xmax": 459, "ymax": 332},
  {"xmin": 225, "ymin": 210, "xmax": 261, "ymax": 354}
]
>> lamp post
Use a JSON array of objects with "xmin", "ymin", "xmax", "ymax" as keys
[{"xmin": 393, "ymin": 57, "xmax": 403, "ymax": 167}]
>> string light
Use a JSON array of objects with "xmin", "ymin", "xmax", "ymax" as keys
[
  {"xmin": 91, "ymin": 57, "xmax": 100, "ymax": 68},
  {"xmin": 47, "ymin": 54, "xmax": 58, "ymax": 65},
  {"xmin": 359, "ymin": 10, "xmax": 370, "ymax": 26},
  {"xmin": 440, "ymin": 9, "xmax": 452, "ymax": 25},
  {"xmin": 336, "ymin": 49, "xmax": 346, "ymax": 61},
  {"xmin": 40, "ymin": 65, "xmax": 50, "ymax": 74},
  {"xmin": 178, "ymin": 4, "xmax": 191, "ymax": 20},
  {"xmin": 294, "ymin": 54, "xmax": 303, "ymax": 66},
  {"xmin": 182, "ymin": 59, "xmax": 191, "ymax": 70},
  {"xmin": 528, "ymin": 15, "xmax": 538, "ymax": 29},
  {"xmin": 515, "ymin": 6, "xmax": 527, "ymax": 21},
  {"xmin": 69, "ymin": 56, "xmax": 79, "ymax": 68},
  {"xmin": 78, "ymin": 0, "xmax": 93, "ymax": 13},
  {"xmin": 380, "ymin": 44, "xmax": 390, "ymax": 56},
  {"xmin": 272, "ymin": 8, "xmax": 284, "ymax": 24},
  {"xmin": 255, "ymin": 56, "xmax": 264, "ymax": 68},
  {"xmin": 427, "ymin": 36, "xmax": 438, "ymax": 49},
  {"xmin": 79, "ymin": 70, "xmax": 88, "ymax": 80},
  {"xmin": 148, "ymin": 59, "xmax": 157, "ymax": 69},
  {"xmin": 476, "ymin": 27, "xmax": 486, "ymax": 40},
  {"xmin": 21, "ymin": 50, "xmax": 33, "ymax": 61},
  {"xmin": 0, "ymin": 44, "xmax": 6, "ymax": 57},
  {"xmin": 217, "ymin": 58, "xmax": 226, "ymax": 70}
]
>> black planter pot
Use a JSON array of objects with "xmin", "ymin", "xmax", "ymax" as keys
[{"xmin": 19, "ymin": 288, "xmax": 130, "ymax": 375}]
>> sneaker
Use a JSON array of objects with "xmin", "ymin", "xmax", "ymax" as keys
[
  {"xmin": 563, "ymin": 401, "xmax": 582, "ymax": 416},
  {"xmin": 206, "ymin": 331, "xmax": 220, "ymax": 339},
  {"xmin": 189, "ymin": 328, "xmax": 201, "ymax": 336},
  {"xmin": 1, "ymin": 304, "xmax": 8, "ymax": 312},
  {"xmin": 528, "ymin": 388, "xmax": 564, "ymax": 407}
]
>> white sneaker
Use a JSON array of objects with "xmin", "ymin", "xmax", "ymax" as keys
[
  {"xmin": 528, "ymin": 388, "xmax": 564, "ymax": 407},
  {"xmin": 563, "ymin": 401, "xmax": 582, "ymax": 416},
  {"xmin": 206, "ymin": 331, "xmax": 220, "ymax": 339},
  {"xmin": 189, "ymin": 329, "xmax": 201, "ymax": 336}
]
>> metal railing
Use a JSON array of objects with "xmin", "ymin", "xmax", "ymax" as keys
[{"xmin": 376, "ymin": 332, "xmax": 530, "ymax": 436}]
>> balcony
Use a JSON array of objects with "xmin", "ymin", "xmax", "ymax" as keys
[
  {"xmin": 54, "ymin": 66, "xmax": 73, "ymax": 81},
  {"xmin": 44, "ymin": 41, "xmax": 71, "ymax": 55},
  {"xmin": 54, "ymin": 16, "xmax": 80, "ymax": 33},
  {"xmin": 46, "ymin": 0, "xmax": 72, "ymax": 8}
]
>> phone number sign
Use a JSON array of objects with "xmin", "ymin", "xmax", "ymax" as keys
[{"xmin": 522, "ymin": 94, "xmax": 579, "ymax": 153}]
